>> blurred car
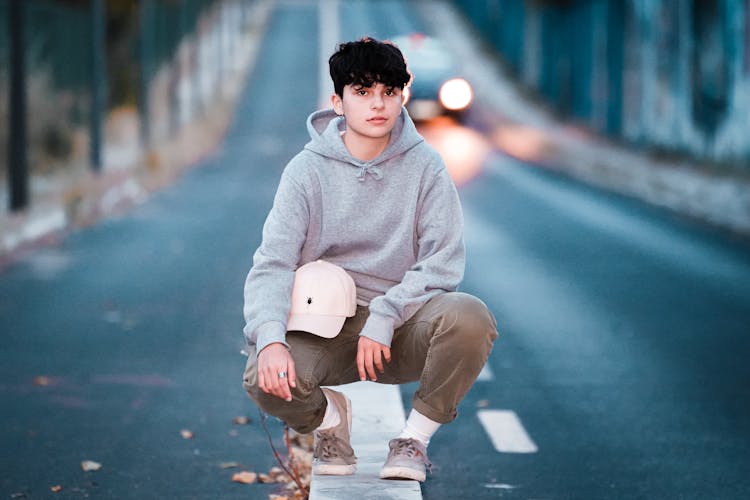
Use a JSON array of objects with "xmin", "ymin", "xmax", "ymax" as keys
[{"xmin": 392, "ymin": 33, "xmax": 474, "ymax": 120}]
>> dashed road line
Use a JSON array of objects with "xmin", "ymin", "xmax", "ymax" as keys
[
  {"xmin": 318, "ymin": 0, "xmax": 339, "ymax": 108},
  {"xmin": 309, "ymin": 382, "xmax": 422, "ymax": 499},
  {"xmin": 478, "ymin": 410, "xmax": 538, "ymax": 453}
]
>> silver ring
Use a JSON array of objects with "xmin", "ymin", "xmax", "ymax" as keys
[{"xmin": 277, "ymin": 371, "xmax": 287, "ymax": 379}]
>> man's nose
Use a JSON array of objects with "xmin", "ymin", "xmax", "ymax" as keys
[{"xmin": 371, "ymin": 94, "xmax": 385, "ymax": 108}]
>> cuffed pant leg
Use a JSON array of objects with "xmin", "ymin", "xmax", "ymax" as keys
[
  {"xmin": 242, "ymin": 336, "xmax": 326, "ymax": 434},
  {"xmin": 242, "ymin": 310, "xmax": 365, "ymax": 434},
  {"xmin": 389, "ymin": 292, "xmax": 498, "ymax": 424}
]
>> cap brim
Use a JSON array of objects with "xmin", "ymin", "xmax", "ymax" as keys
[{"xmin": 287, "ymin": 314, "xmax": 346, "ymax": 338}]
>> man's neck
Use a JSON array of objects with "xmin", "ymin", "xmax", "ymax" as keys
[{"xmin": 342, "ymin": 132, "xmax": 391, "ymax": 162}]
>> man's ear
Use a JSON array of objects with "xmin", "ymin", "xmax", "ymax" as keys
[{"xmin": 331, "ymin": 93, "xmax": 343, "ymax": 116}]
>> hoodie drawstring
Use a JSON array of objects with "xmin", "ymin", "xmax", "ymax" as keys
[{"xmin": 356, "ymin": 165, "xmax": 384, "ymax": 182}]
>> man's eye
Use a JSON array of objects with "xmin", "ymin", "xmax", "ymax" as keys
[{"xmin": 357, "ymin": 89, "xmax": 367, "ymax": 96}]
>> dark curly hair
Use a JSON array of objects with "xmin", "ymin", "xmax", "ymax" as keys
[{"xmin": 329, "ymin": 37, "xmax": 411, "ymax": 97}]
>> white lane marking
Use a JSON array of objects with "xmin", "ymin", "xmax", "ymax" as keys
[
  {"xmin": 477, "ymin": 362, "xmax": 494, "ymax": 381},
  {"xmin": 318, "ymin": 0, "xmax": 339, "ymax": 108},
  {"xmin": 309, "ymin": 382, "xmax": 422, "ymax": 499},
  {"xmin": 478, "ymin": 410, "xmax": 538, "ymax": 453},
  {"xmin": 484, "ymin": 483, "xmax": 518, "ymax": 490}
]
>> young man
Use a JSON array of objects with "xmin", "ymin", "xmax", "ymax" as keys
[{"xmin": 242, "ymin": 37, "xmax": 497, "ymax": 481}]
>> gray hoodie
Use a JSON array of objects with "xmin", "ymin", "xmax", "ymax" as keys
[{"xmin": 243, "ymin": 108, "xmax": 465, "ymax": 353}]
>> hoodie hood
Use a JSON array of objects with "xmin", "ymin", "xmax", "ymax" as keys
[{"xmin": 304, "ymin": 108, "xmax": 424, "ymax": 181}]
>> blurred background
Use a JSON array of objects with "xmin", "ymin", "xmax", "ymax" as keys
[
  {"xmin": 458, "ymin": 0, "xmax": 750, "ymax": 161},
  {"xmin": 2, "ymin": 0, "xmax": 750, "ymax": 248},
  {"xmin": 1, "ymin": 1, "xmax": 749, "ymax": 499},
  {"xmin": 1, "ymin": 0, "xmax": 256, "ymax": 249}
]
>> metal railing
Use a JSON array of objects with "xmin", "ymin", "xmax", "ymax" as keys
[{"xmin": 2, "ymin": 0, "xmax": 247, "ymax": 212}]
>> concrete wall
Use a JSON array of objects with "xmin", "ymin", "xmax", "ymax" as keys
[{"xmin": 453, "ymin": 0, "xmax": 750, "ymax": 168}]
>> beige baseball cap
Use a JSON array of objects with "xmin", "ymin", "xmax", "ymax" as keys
[{"xmin": 286, "ymin": 260, "xmax": 357, "ymax": 338}]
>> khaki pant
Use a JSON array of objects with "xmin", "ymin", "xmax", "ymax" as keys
[{"xmin": 242, "ymin": 292, "xmax": 498, "ymax": 434}]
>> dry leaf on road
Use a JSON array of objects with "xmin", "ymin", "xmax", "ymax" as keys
[
  {"xmin": 180, "ymin": 429, "xmax": 194, "ymax": 439},
  {"xmin": 231, "ymin": 471, "xmax": 258, "ymax": 484},
  {"xmin": 50, "ymin": 485, "xmax": 63, "ymax": 493},
  {"xmin": 258, "ymin": 473, "xmax": 273, "ymax": 483},
  {"xmin": 219, "ymin": 462, "xmax": 240, "ymax": 469},
  {"xmin": 232, "ymin": 416, "xmax": 251, "ymax": 425},
  {"xmin": 268, "ymin": 466, "xmax": 289, "ymax": 483}
]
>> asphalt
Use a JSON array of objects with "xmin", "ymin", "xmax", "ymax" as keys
[
  {"xmin": 1, "ymin": 2, "xmax": 318, "ymax": 498},
  {"xmin": 2, "ymin": 1, "xmax": 750, "ymax": 499}
]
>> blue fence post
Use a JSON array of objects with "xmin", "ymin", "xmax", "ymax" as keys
[
  {"xmin": 138, "ymin": 0, "xmax": 154, "ymax": 150},
  {"xmin": 8, "ymin": 0, "xmax": 28, "ymax": 210},
  {"xmin": 606, "ymin": 0, "xmax": 624, "ymax": 136},
  {"xmin": 170, "ymin": 0, "xmax": 189, "ymax": 137},
  {"xmin": 496, "ymin": 0, "xmax": 524, "ymax": 74},
  {"xmin": 538, "ymin": 2, "xmax": 567, "ymax": 111},
  {"xmin": 90, "ymin": 0, "xmax": 106, "ymax": 172},
  {"xmin": 569, "ymin": 2, "xmax": 593, "ymax": 122}
]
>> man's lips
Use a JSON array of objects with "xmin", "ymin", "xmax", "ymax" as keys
[{"xmin": 368, "ymin": 116, "xmax": 388, "ymax": 123}]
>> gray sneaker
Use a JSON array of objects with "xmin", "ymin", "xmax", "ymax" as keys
[
  {"xmin": 379, "ymin": 437, "xmax": 432, "ymax": 482},
  {"xmin": 312, "ymin": 388, "xmax": 356, "ymax": 475}
]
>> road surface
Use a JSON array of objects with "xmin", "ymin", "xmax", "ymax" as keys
[{"xmin": 2, "ymin": 1, "xmax": 749, "ymax": 498}]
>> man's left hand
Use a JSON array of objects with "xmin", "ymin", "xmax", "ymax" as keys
[{"xmin": 356, "ymin": 336, "xmax": 391, "ymax": 382}]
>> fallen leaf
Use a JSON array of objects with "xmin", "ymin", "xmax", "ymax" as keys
[
  {"xmin": 269, "ymin": 495, "xmax": 290, "ymax": 500},
  {"xmin": 232, "ymin": 416, "xmax": 251, "ymax": 425},
  {"xmin": 268, "ymin": 466, "xmax": 283, "ymax": 476},
  {"xmin": 258, "ymin": 473, "xmax": 272, "ymax": 483},
  {"xmin": 80, "ymin": 460, "xmax": 102, "ymax": 472},
  {"xmin": 290, "ymin": 445, "xmax": 313, "ymax": 463},
  {"xmin": 33, "ymin": 376, "xmax": 51, "ymax": 386},
  {"xmin": 50, "ymin": 485, "xmax": 62, "ymax": 493},
  {"xmin": 268, "ymin": 466, "xmax": 288, "ymax": 482},
  {"xmin": 180, "ymin": 429, "xmax": 194, "ymax": 439},
  {"xmin": 231, "ymin": 471, "xmax": 257, "ymax": 484},
  {"xmin": 219, "ymin": 462, "xmax": 240, "ymax": 469},
  {"xmin": 476, "ymin": 399, "xmax": 490, "ymax": 408}
]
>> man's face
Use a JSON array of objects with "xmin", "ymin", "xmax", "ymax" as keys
[{"xmin": 331, "ymin": 83, "xmax": 404, "ymax": 142}]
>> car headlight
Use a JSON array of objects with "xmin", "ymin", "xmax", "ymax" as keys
[{"xmin": 439, "ymin": 78, "xmax": 473, "ymax": 111}]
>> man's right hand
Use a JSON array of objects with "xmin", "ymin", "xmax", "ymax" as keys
[{"xmin": 257, "ymin": 343, "xmax": 297, "ymax": 402}]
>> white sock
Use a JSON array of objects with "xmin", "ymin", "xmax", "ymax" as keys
[
  {"xmin": 398, "ymin": 409, "xmax": 441, "ymax": 447},
  {"xmin": 317, "ymin": 392, "xmax": 341, "ymax": 430}
]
